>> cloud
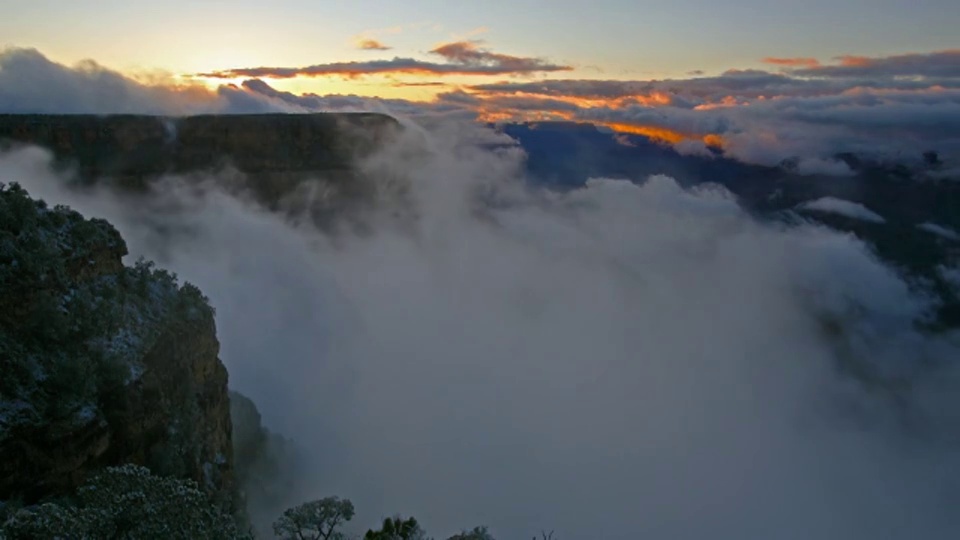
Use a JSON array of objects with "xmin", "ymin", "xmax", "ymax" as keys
[
  {"xmin": 0, "ymin": 47, "xmax": 343, "ymax": 116},
  {"xmin": 918, "ymin": 222, "xmax": 960, "ymax": 241},
  {"xmin": 195, "ymin": 41, "xmax": 571, "ymax": 79},
  {"xmin": 673, "ymin": 138, "xmax": 715, "ymax": 157},
  {"xmin": 941, "ymin": 265, "xmax": 960, "ymax": 294},
  {"xmin": 0, "ymin": 47, "xmax": 225, "ymax": 115},
  {"xmin": 4, "ymin": 46, "xmax": 960, "ymax": 171},
  {"xmin": 0, "ymin": 48, "xmax": 471, "ymax": 121},
  {"xmin": 391, "ymin": 81, "xmax": 448, "ymax": 87},
  {"xmin": 4, "ymin": 120, "xmax": 959, "ymax": 539},
  {"xmin": 763, "ymin": 57, "xmax": 821, "ymax": 68},
  {"xmin": 239, "ymin": 79, "xmax": 474, "ymax": 120},
  {"xmin": 798, "ymin": 197, "xmax": 887, "ymax": 223},
  {"xmin": 466, "ymin": 60, "xmax": 960, "ymax": 167},
  {"xmin": 791, "ymin": 50, "xmax": 960, "ymax": 79},
  {"xmin": 356, "ymin": 39, "xmax": 392, "ymax": 51},
  {"xmin": 794, "ymin": 157, "xmax": 856, "ymax": 177},
  {"xmin": 470, "ymin": 79, "xmax": 658, "ymax": 99}
]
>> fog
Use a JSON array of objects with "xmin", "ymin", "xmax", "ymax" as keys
[{"xmin": 2, "ymin": 121, "xmax": 959, "ymax": 539}]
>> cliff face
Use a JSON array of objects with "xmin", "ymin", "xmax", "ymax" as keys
[
  {"xmin": 230, "ymin": 391, "xmax": 304, "ymax": 533},
  {"xmin": 0, "ymin": 113, "xmax": 400, "ymax": 209},
  {"xmin": 0, "ymin": 183, "xmax": 235, "ymax": 509}
]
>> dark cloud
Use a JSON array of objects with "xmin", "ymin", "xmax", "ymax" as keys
[
  {"xmin": 438, "ymin": 89, "xmax": 579, "ymax": 115},
  {"xmin": 790, "ymin": 50, "xmax": 960, "ymax": 79},
  {"xmin": 195, "ymin": 42, "xmax": 571, "ymax": 79},
  {"xmin": 241, "ymin": 79, "xmax": 475, "ymax": 120},
  {"xmin": 356, "ymin": 39, "xmax": 392, "ymax": 51},
  {"xmin": 428, "ymin": 40, "xmax": 564, "ymax": 74},
  {"xmin": 470, "ymin": 79, "xmax": 656, "ymax": 99}
]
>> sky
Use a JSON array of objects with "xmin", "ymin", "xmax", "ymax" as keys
[
  {"xmin": 0, "ymin": 1, "xmax": 959, "ymax": 168},
  {"xmin": 2, "ymin": 0, "xmax": 958, "ymax": 88}
]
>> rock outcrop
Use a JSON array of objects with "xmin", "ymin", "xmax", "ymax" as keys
[
  {"xmin": 230, "ymin": 391, "xmax": 304, "ymax": 533},
  {"xmin": 0, "ymin": 183, "xmax": 235, "ymax": 510}
]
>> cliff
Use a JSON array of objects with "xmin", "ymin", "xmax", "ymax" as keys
[
  {"xmin": 0, "ymin": 113, "xmax": 402, "ymax": 218},
  {"xmin": 0, "ymin": 183, "xmax": 235, "ymax": 510}
]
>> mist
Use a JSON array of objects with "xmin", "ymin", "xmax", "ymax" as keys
[{"xmin": 2, "ymin": 120, "xmax": 959, "ymax": 539}]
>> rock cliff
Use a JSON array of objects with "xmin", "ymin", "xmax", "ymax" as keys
[
  {"xmin": 0, "ymin": 113, "xmax": 402, "ymax": 222},
  {"xmin": 0, "ymin": 183, "xmax": 235, "ymax": 510}
]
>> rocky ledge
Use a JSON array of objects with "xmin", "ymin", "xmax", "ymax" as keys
[{"xmin": 0, "ymin": 182, "xmax": 235, "ymax": 511}]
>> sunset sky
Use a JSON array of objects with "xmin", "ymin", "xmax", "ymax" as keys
[
  {"xmin": 1, "ymin": 0, "xmax": 958, "ymax": 170},
  {"xmin": 3, "ymin": 0, "xmax": 958, "ymax": 92}
]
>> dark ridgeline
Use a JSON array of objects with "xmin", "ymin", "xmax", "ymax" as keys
[{"xmin": 0, "ymin": 113, "xmax": 402, "ymax": 223}]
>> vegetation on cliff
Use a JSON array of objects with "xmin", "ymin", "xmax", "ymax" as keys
[
  {"xmin": 1, "ymin": 465, "xmax": 247, "ymax": 540},
  {"xmin": 0, "ymin": 181, "xmax": 207, "ymax": 433},
  {"xmin": 0, "ymin": 181, "xmax": 233, "ymax": 507}
]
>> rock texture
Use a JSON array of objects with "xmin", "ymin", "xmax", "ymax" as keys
[{"xmin": 0, "ymin": 183, "xmax": 235, "ymax": 510}]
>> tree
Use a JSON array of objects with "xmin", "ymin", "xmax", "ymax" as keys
[
  {"xmin": 273, "ymin": 497, "xmax": 355, "ymax": 540},
  {"xmin": 447, "ymin": 525, "xmax": 496, "ymax": 540},
  {"xmin": 0, "ymin": 464, "xmax": 248, "ymax": 539},
  {"xmin": 364, "ymin": 516, "xmax": 429, "ymax": 540}
]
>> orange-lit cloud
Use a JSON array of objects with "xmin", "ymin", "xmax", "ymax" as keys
[
  {"xmin": 356, "ymin": 39, "xmax": 392, "ymax": 51},
  {"xmin": 763, "ymin": 57, "xmax": 821, "ymax": 68},
  {"xmin": 4, "ymin": 46, "xmax": 958, "ymax": 170},
  {"xmin": 837, "ymin": 55, "xmax": 870, "ymax": 67},
  {"xmin": 467, "ymin": 90, "xmax": 676, "ymax": 112},
  {"xmin": 391, "ymin": 81, "xmax": 449, "ymax": 87},
  {"xmin": 194, "ymin": 41, "xmax": 572, "ymax": 80},
  {"xmin": 595, "ymin": 122, "xmax": 688, "ymax": 144},
  {"xmin": 592, "ymin": 122, "xmax": 725, "ymax": 149},
  {"xmin": 693, "ymin": 95, "xmax": 745, "ymax": 110}
]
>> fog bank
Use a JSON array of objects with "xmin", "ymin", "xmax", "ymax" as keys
[{"xmin": 2, "ymin": 121, "xmax": 959, "ymax": 539}]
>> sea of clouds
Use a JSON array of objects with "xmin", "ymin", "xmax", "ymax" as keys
[{"xmin": 2, "ymin": 116, "xmax": 959, "ymax": 539}]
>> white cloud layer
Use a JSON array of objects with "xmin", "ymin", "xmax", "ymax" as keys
[{"xmin": 2, "ymin": 119, "xmax": 959, "ymax": 539}]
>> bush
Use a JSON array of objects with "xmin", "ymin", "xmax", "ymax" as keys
[{"xmin": 0, "ymin": 465, "xmax": 249, "ymax": 540}]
